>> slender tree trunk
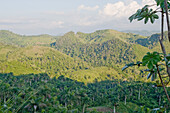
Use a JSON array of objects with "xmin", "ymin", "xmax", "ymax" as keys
[
  {"xmin": 125, "ymin": 95, "xmax": 127, "ymax": 105},
  {"xmin": 156, "ymin": 65, "xmax": 170, "ymax": 103},
  {"xmin": 138, "ymin": 88, "xmax": 140, "ymax": 100},
  {"xmin": 82, "ymin": 104, "xmax": 86, "ymax": 113},
  {"xmin": 164, "ymin": 0, "xmax": 170, "ymax": 42},
  {"xmin": 159, "ymin": 10, "xmax": 170, "ymax": 79},
  {"xmin": 159, "ymin": 95, "xmax": 161, "ymax": 106},
  {"xmin": 30, "ymin": 81, "xmax": 31, "ymax": 86},
  {"xmin": 114, "ymin": 105, "xmax": 116, "ymax": 113},
  {"xmin": 118, "ymin": 94, "xmax": 120, "ymax": 102},
  {"xmin": 65, "ymin": 102, "xmax": 67, "ymax": 107}
]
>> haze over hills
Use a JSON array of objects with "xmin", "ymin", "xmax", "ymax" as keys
[
  {"xmin": 122, "ymin": 30, "xmax": 159, "ymax": 36},
  {"xmin": 0, "ymin": 29, "xmax": 169, "ymax": 83}
]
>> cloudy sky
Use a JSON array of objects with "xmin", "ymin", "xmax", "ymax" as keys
[{"xmin": 0, "ymin": 0, "xmax": 161, "ymax": 35}]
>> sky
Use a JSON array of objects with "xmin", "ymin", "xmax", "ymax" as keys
[{"xmin": 0, "ymin": 0, "xmax": 161, "ymax": 35}]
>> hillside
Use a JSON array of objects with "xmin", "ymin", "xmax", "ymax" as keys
[
  {"xmin": 0, "ymin": 44, "xmax": 88, "ymax": 77},
  {"xmin": 134, "ymin": 32, "xmax": 170, "ymax": 53},
  {"xmin": 76, "ymin": 29, "xmax": 146, "ymax": 44},
  {"xmin": 51, "ymin": 29, "xmax": 150, "ymax": 67},
  {"xmin": 0, "ymin": 29, "xmax": 169, "ymax": 83},
  {"xmin": 0, "ymin": 43, "xmax": 132, "ymax": 83},
  {"xmin": 0, "ymin": 30, "xmax": 58, "ymax": 46}
]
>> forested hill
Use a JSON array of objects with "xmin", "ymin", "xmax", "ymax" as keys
[
  {"xmin": 134, "ymin": 32, "xmax": 170, "ymax": 53},
  {"xmin": 0, "ymin": 29, "xmax": 169, "ymax": 83},
  {"xmin": 0, "ymin": 30, "xmax": 58, "ymax": 46},
  {"xmin": 50, "ymin": 29, "xmax": 150, "ymax": 66},
  {"xmin": 0, "ymin": 44, "xmax": 88, "ymax": 77}
]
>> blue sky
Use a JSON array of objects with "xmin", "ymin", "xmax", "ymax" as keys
[{"xmin": 0, "ymin": 0, "xmax": 160, "ymax": 35}]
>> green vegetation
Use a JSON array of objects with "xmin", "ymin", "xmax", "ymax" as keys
[
  {"xmin": 0, "ymin": 45, "xmax": 88, "ymax": 77},
  {"xmin": 125, "ymin": 0, "xmax": 170, "ymax": 104},
  {"xmin": 0, "ymin": 73, "xmax": 169, "ymax": 112},
  {"xmin": 0, "ymin": 30, "xmax": 58, "ymax": 46},
  {"xmin": 51, "ymin": 30, "xmax": 150, "ymax": 66},
  {"xmin": 0, "ymin": 28, "xmax": 170, "ymax": 112}
]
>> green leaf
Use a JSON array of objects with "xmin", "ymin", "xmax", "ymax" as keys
[
  {"xmin": 142, "ymin": 5, "xmax": 149, "ymax": 11},
  {"xmin": 166, "ymin": 54, "xmax": 170, "ymax": 61},
  {"xmin": 122, "ymin": 62, "xmax": 138, "ymax": 71},
  {"xmin": 150, "ymin": 16, "xmax": 155, "ymax": 24},
  {"xmin": 153, "ymin": 14, "xmax": 159, "ymax": 19},
  {"xmin": 129, "ymin": 14, "xmax": 135, "ymax": 22},
  {"xmin": 147, "ymin": 72, "xmax": 152, "ymax": 79},
  {"xmin": 151, "ymin": 73, "xmax": 156, "ymax": 81},
  {"xmin": 144, "ymin": 17, "xmax": 149, "ymax": 24},
  {"xmin": 137, "ymin": 16, "xmax": 144, "ymax": 21},
  {"xmin": 142, "ymin": 56, "xmax": 150, "ymax": 66},
  {"xmin": 147, "ymin": 61, "xmax": 153, "ymax": 69}
]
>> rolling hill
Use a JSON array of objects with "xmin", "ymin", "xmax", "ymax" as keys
[
  {"xmin": 0, "ymin": 44, "xmax": 88, "ymax": 77},
  {"xmin": 51, "ymin": 29, "xmax": 151, "ymax": 67},
  {"xmin": 0, "ymin": 29, "xmax": 169, "ymax": 83},
  {"xmin": 0, "ymin": 30, "xmax": 58, "ymax": 46},
  {"xmin": 0, "ymin": 43, "xmax": 131, "ymax": 83}
]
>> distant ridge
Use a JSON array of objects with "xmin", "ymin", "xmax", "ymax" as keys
[{"xmin": 122, "ymin": 30, "xmax": 159, "ymax": 36}]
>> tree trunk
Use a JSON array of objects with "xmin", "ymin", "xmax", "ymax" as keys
[
  {"xmin": 125, "ymin": 95, "xmax": 127, "ymax": 105},
  {"xmin": 138, "ymin": 88, "xmax": 140, "ymax": 100},
  {"xmin": 164, "ymin": 0, "xmax": 170, "ymax": 42},
  {"xmin": 156, "ymin": 65, "xmax": 170, "ymax": 103},
  {"xmin": 82, "ymin": 104, "xmax": 86, "ymax": 113},
  {"xmin": 159, "ymin": 10, "xmax": 170, "ymax": 80},
  {"xmin": 159, "ymin": 95, "xmax": 161, "ymax": 106},
  {"xmin": 65, "ymin": 102, "xmax": 67, "ymax": 107},
  {"xmin": 30, "ymin": 81, "xmax": 31, "ymax": 86},
  {"xmin": 114, "ymin": 105, "xmax": 116, "ymax": 113}
]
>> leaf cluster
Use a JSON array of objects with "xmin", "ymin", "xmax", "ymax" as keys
[{"xmin": 129, "ymin": 5, "xmax": 159, "ymax": 24}]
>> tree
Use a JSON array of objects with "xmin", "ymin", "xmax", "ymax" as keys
[{"xmin": 123, "ymin": 0, "xmax": 170, "ymax": 103}]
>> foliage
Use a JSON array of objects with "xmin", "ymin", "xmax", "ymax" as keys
[
  {"xmin": 124, "ymin": 0, "xmax": 170, "ymax": 104},
  {"xmin": 0, "ymin": 73, "xmax": 169, "ymax": 112}
]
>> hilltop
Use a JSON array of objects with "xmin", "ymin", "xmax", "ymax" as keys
[{"xmin": 0, "ymin": 30, "xmax": 58, "ymax": 46}]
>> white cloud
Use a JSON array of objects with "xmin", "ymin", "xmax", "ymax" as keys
[
  {"xmin": 78, "ymin": 5, "xmax": 99, "ymax": 11},
  {"xmin": 142, "ymin": 0, "xmax": 155, "ymax": 6},
  {"xmin": 99, "ymin": 0, "xmax": 156, "ymax": 18},
  {"xmin": 99, "ymin": 1, "xmax": 140, "ymax": 18}
]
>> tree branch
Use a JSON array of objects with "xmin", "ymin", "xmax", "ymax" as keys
[{"xmin": 156, "ymin": 65, "xmax": 170, "ymax": 103}]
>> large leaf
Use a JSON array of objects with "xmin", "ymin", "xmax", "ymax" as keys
[
  {"xmin": 151, "ymin": 72, "xmax": 157, "ymax": 81},
  {"xmin": 122, "ymin": 63, "xmax": 137, "ymax": 71},
  {"xmin": 142, "ymin": 52, "xmax": 161, "ymax": 69},
  {"xmin": 147, "ymin": 72, "xmax": 153, "ymax": 79}
]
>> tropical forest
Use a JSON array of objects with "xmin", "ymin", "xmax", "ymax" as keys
[{"xmin": 0, "ymin": 0, "xmax": 170, "ymax": 113}]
